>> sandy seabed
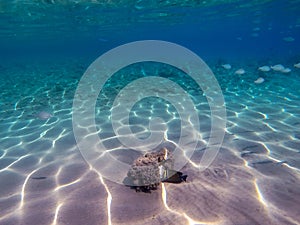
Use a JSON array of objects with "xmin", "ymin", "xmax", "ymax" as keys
[{"xmin": 0, "ymin": 59, "xmax": 300, "ymax": 225}]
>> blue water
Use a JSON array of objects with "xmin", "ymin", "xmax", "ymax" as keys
[
  {"xmin": 0, "ymin": 1, "xmax": 300, "ymax": 225},
  {"xmin": 1, "ymin": 0, "xmax": 300, "ymax": 61}
]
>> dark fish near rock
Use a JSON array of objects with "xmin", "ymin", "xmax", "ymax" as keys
[{"xmin": 162, "ymin": 169, "xmax": 187, "ymax": 183}]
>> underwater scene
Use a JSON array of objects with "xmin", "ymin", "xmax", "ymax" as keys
[{"xmin": 1, "ymin": 0, "xmax": 300, "ymax": 225}]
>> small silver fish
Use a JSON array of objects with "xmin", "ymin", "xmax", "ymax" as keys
[
  {"xmin": 258, "ymin": 66, "xmax": 270, "ymax": 72},
  {"xmin": 281, "ymin": 68, "xmax": 291, "ymax": 73},
  {"xmin": 271, "ymin": 64, "xmax": 285, "ymax": 71},
  {"xmin": 235, "ymin": 68, "xmax": 245, "ymax": 75},
  {"xmin": 294, "ymin": 62, "xmax": 300, "ymax": 68},
  {"xmin": 254, "ymin": 77, "xmax": 265, "ymax": 84},
  {"xmin": 222, "ymin": 64, "xmax": 231, "ymax": 70}
]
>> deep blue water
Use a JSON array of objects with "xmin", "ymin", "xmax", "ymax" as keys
[{"xmin": 1, "ymin": 0, "xmax": 300, "ymax": 62}]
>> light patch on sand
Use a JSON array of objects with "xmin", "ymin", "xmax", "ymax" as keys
[
  {"xmin": 163, "ymin": 131, "xmax": 204, "ymax": 169},
  {"xmin": 54, "ymin": 178, "xmax": 81, "ymax": 191},
  {"xmin": 0, "ymin": 154, "xmax": 30, "ymax": 172},
  {"xmin": 52, "ymin": 128, "xmax": 67, "ymax": 148},
  {"xmin": 52, "ymin": 203, "xmax": 63, "ymax": 225},
  {"xmin": 257, "ymin": 112, "xmax": 268, "ymax": 119},
  {"xmin": 54, "ymin": 166, "xmax": 81, "ymax": 192},
  {"xmin": 161, "ymin": 183, "xmax": 222, "ymax": 225},
  {"xmin": 261, "ymin": 122, "xmax": 276, "ymax": 131},
  {"xmin": 187, "ymin": 158, "xmax": 202, "ymax": 169},
  {"xmin": 283, "ymin": 163, "xmax": 300, "ymax": 173},
  {"xmin": 94, "ymin": 168, "xmax": 112, "ymax": 225},
  {"xmin": 259, "ymin": 143, "xmax": 300, "ymax": 172},
  {"xmin": 161, "ymin": 183, "xmax": 181, "ymax": 215},
  {"xmin": 19, "ymin": 168, "xmax": 39, "ymax": 210},
  {"xmin": 254, "ymin": 179, "xmax": 300, "ymax": 225},
  {"xmin": 242, "ymin": 157, "xmax": 251, "ymax": 168},
  {"xmin": 183, "ymin": 213, "xmax": 220, "ymax": 225},
  {"xmin": 254, "ymin": 179, "xmax": 267, "ymax": 207},
  {"xmin": 0, "ymin": 139, "xmax": 23, "ymax": 160}
]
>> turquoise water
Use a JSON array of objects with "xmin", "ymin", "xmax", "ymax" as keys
[{"xmin": 1, "ymin": 1, "xmax": 300, "ymax": 225}]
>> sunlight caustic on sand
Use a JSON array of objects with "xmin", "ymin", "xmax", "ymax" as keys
[
  {"xmin": 93, "ymin": 168, "xmax": 112, "ymax": 225},
  {"xmin": 161, "ymin": 183, "xmax": 222, "ymax": 225},
  {"xmin": 253, "ymin": 179, "xmax": 267, "ymax": 207},
  {"xmin": 52, "ymin": 203, "xmax": 63, "ymax": 225},
  {"xmin": 19, "ymin": 168, "xmax": 39, "ymax": 210}
]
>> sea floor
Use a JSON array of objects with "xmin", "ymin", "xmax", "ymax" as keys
[{"xmin": 0, "ymin": 57, "xmax": 300, "ymax": 225}]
